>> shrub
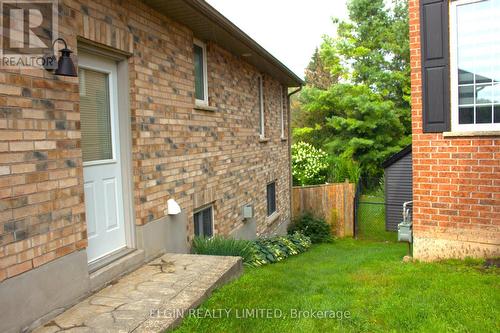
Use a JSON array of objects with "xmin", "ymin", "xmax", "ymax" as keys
[
  {"xmin": 291, "ymin": 141, "xmax": 329, "ymax": 186},
  {"xmin": 192, "ymin": 233, "xmax": 312, "ymax": 268},
  {"xmin": 249, "ymin": 232, "xmax": 312, "ymax": 267},
  {"xmin": 327, "ymin": 156, "xmax": 362, "ymax": 183},
  {"xmin": 288, "ymin": 213, "xmax": 334, "ymax": 243},
  {"xmin": 192, "ymin": 236, "xmax": 254, "ymax": 264}
]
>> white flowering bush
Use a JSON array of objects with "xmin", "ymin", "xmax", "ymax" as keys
[{"xmin": 291, "ymin": 141, "xmax": 329, "ymax": 186}]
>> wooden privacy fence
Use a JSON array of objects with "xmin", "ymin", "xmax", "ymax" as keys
[{"xmin": 292, "ymin": 181, "xmax": 355, "ymax": 237}]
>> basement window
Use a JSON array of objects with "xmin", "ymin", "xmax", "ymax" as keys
[
  {"xmin": 193, "ymin": 205, "xmax": 213, "ymax": 237},
  {"xmin": 267, "ymin": 182, "xmax": 276, "ymax": 216},
  {"xmin": 194, "ymin": 39, "xmax": 208, "ymax": 105}
]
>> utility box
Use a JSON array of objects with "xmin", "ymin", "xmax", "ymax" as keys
[
  {"xmin": 242, "ymin": 204, "xmax": 253, "ymax": 220},
  {"xmin": 398, "ymin": 221, "xmax": 412, "ymax": 242},
  {"xmin": 398, "ymin": 201, "xmax": 413, "ymax": 243}
]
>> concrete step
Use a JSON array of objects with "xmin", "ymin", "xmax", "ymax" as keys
[{"xmin": 32, "ymin": 253, "xmax": 243, "ymax": 333}]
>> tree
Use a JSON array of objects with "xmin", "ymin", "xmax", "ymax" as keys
[
  {"xmin": 293, "ymin": 0, "xmax": 411, "ymax": 180},
  {"xmin": 320, "ymin": 84, "xmax": 404, "ymax": 179},
  {"xmin": 304, "ymin": 48, "xmax": 337, "ymax": 90},
  {"xmin": 335, "ymin": 0, "xmax": 411, "ymax": 135}
]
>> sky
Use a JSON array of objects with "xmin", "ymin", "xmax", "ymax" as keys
[{"xmin": 206, "ymin": 0, "xmax": 349, "ymax": 79}]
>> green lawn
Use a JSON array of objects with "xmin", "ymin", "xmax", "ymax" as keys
[{"xmin": 174, "ymin": 240, "xmax": 499, "ymax": 333}]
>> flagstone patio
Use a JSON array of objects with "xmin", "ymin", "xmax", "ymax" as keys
[{"xmin": 32, "ymin": 253, "xmax": 242, "ymax": 333}]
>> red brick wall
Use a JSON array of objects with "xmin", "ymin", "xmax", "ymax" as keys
[
  {"xmin": 409, "ymin": 0, "xmax": 499, "ymax": 260},
  {"xmin": 0, "ymin": 0, "xmax": 292, "ymax": 281}
]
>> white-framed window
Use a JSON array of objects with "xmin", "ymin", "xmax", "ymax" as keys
[
  {"xmin": 193, "ymin": 39, "xmax": 208, "ymax": 105},
  {"xmin": 450, "ymin": 0, "xmax": 500, "ymax": 131},
  {"xmin": 193, "ymin": 205, "xmax": 213, "ymax": 237},
  {"xmin": 280, "ymin": 86, "xmax": 286, "ymax": 139},
  {"xmin": 258, "ymin": 75, "xmax": 265, "ymax": 138}
]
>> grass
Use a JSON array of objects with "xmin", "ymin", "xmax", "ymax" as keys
[
  {"xmin": 192, "ymin": 236, "xmax": 255, "ymax": 264},
  {"xmin": 356, "ymin": 194, "xmax": 396, "ymax": 242},
  {"xmin": 173, "ymin": 239, "xmax": 499, "ymax": 333}
]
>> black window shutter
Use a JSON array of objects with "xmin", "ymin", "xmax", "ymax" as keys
[{"xmin": 420, "ymin": 0, "xmax": 450, "ymax": 132}]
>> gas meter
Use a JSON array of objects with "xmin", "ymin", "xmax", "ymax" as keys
[{"xmin": 397, "ymin": 201, "xmax": 413, "ymax": 243}]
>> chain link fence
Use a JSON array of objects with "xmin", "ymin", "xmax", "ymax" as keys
[{"xmin": 354, "ymin": 178, "xmax": 398, "ymax": 242}]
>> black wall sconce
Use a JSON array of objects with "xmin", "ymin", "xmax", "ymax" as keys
[{"xmin": 43, "ymin": 38, "xmax": 77, "ymax": 77}]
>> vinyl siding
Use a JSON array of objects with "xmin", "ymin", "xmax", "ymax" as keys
[{"xmin": 384, "ymin": 153, "xmax": 413, "ymax": 231}]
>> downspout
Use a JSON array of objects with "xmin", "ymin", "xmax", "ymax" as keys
[
  {"xmin": 287, "ymin": 85, "xmax": 302, "ymax": 228},
  {"xmin": 288, "ymin": 86, "xmax": 302, "ymax": 99}
]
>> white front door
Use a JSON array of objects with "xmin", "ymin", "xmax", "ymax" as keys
[{"xmin": 79, "ymin": 52, "xmax": 127, "ymax": 263}]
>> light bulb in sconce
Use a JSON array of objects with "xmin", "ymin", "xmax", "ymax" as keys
[{"xmin": 167, "ymin": 199, "xmax": 181, "ymax": 215}]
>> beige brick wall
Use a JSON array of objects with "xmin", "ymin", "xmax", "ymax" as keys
[
  {"xmin": 409, "ymin": 0, "xmax": 500, "ymax": 261},
  {"xmin": 0, "ymin": 0, "xmax": 292, "ymax": 281}
]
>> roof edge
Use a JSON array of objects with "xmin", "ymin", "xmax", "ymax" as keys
[
  {"xmin": 184, "ymin": 0, "xmax": 304, "ymax": 86},
  {"xmin": 382, "ymin": 145, "xmax": 412, "ymax": 168}
]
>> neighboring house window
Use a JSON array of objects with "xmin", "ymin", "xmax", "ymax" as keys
[
  {"xmin": 280, "ymin": 86, "xmax": 286, "ymax": 139},
  {"xmin": 193, "ymin": 40, "xmax": 208, "ymax": 105},
  {"xmin": 258, "ymin": 75, "xmax": 265, "ymax": 138},
  {"xmin": 193, "ymin": 206, "xmax": 213, "ymax": 237},
  {"xmin": 267, "ymin": 182, "xmax": 276, "ymax": 216},
  {"xmin": 450, "ymin": 0, "xmax": 500, "ymax": 131}
]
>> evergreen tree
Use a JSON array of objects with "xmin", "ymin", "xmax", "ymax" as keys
[
  {"xmin": 304, "ymin": 48, "xmax": 337, "ymax": 90},
  {"xmin": 293, "ymin": 0, "xmax": 411, "ymax": 180}
]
